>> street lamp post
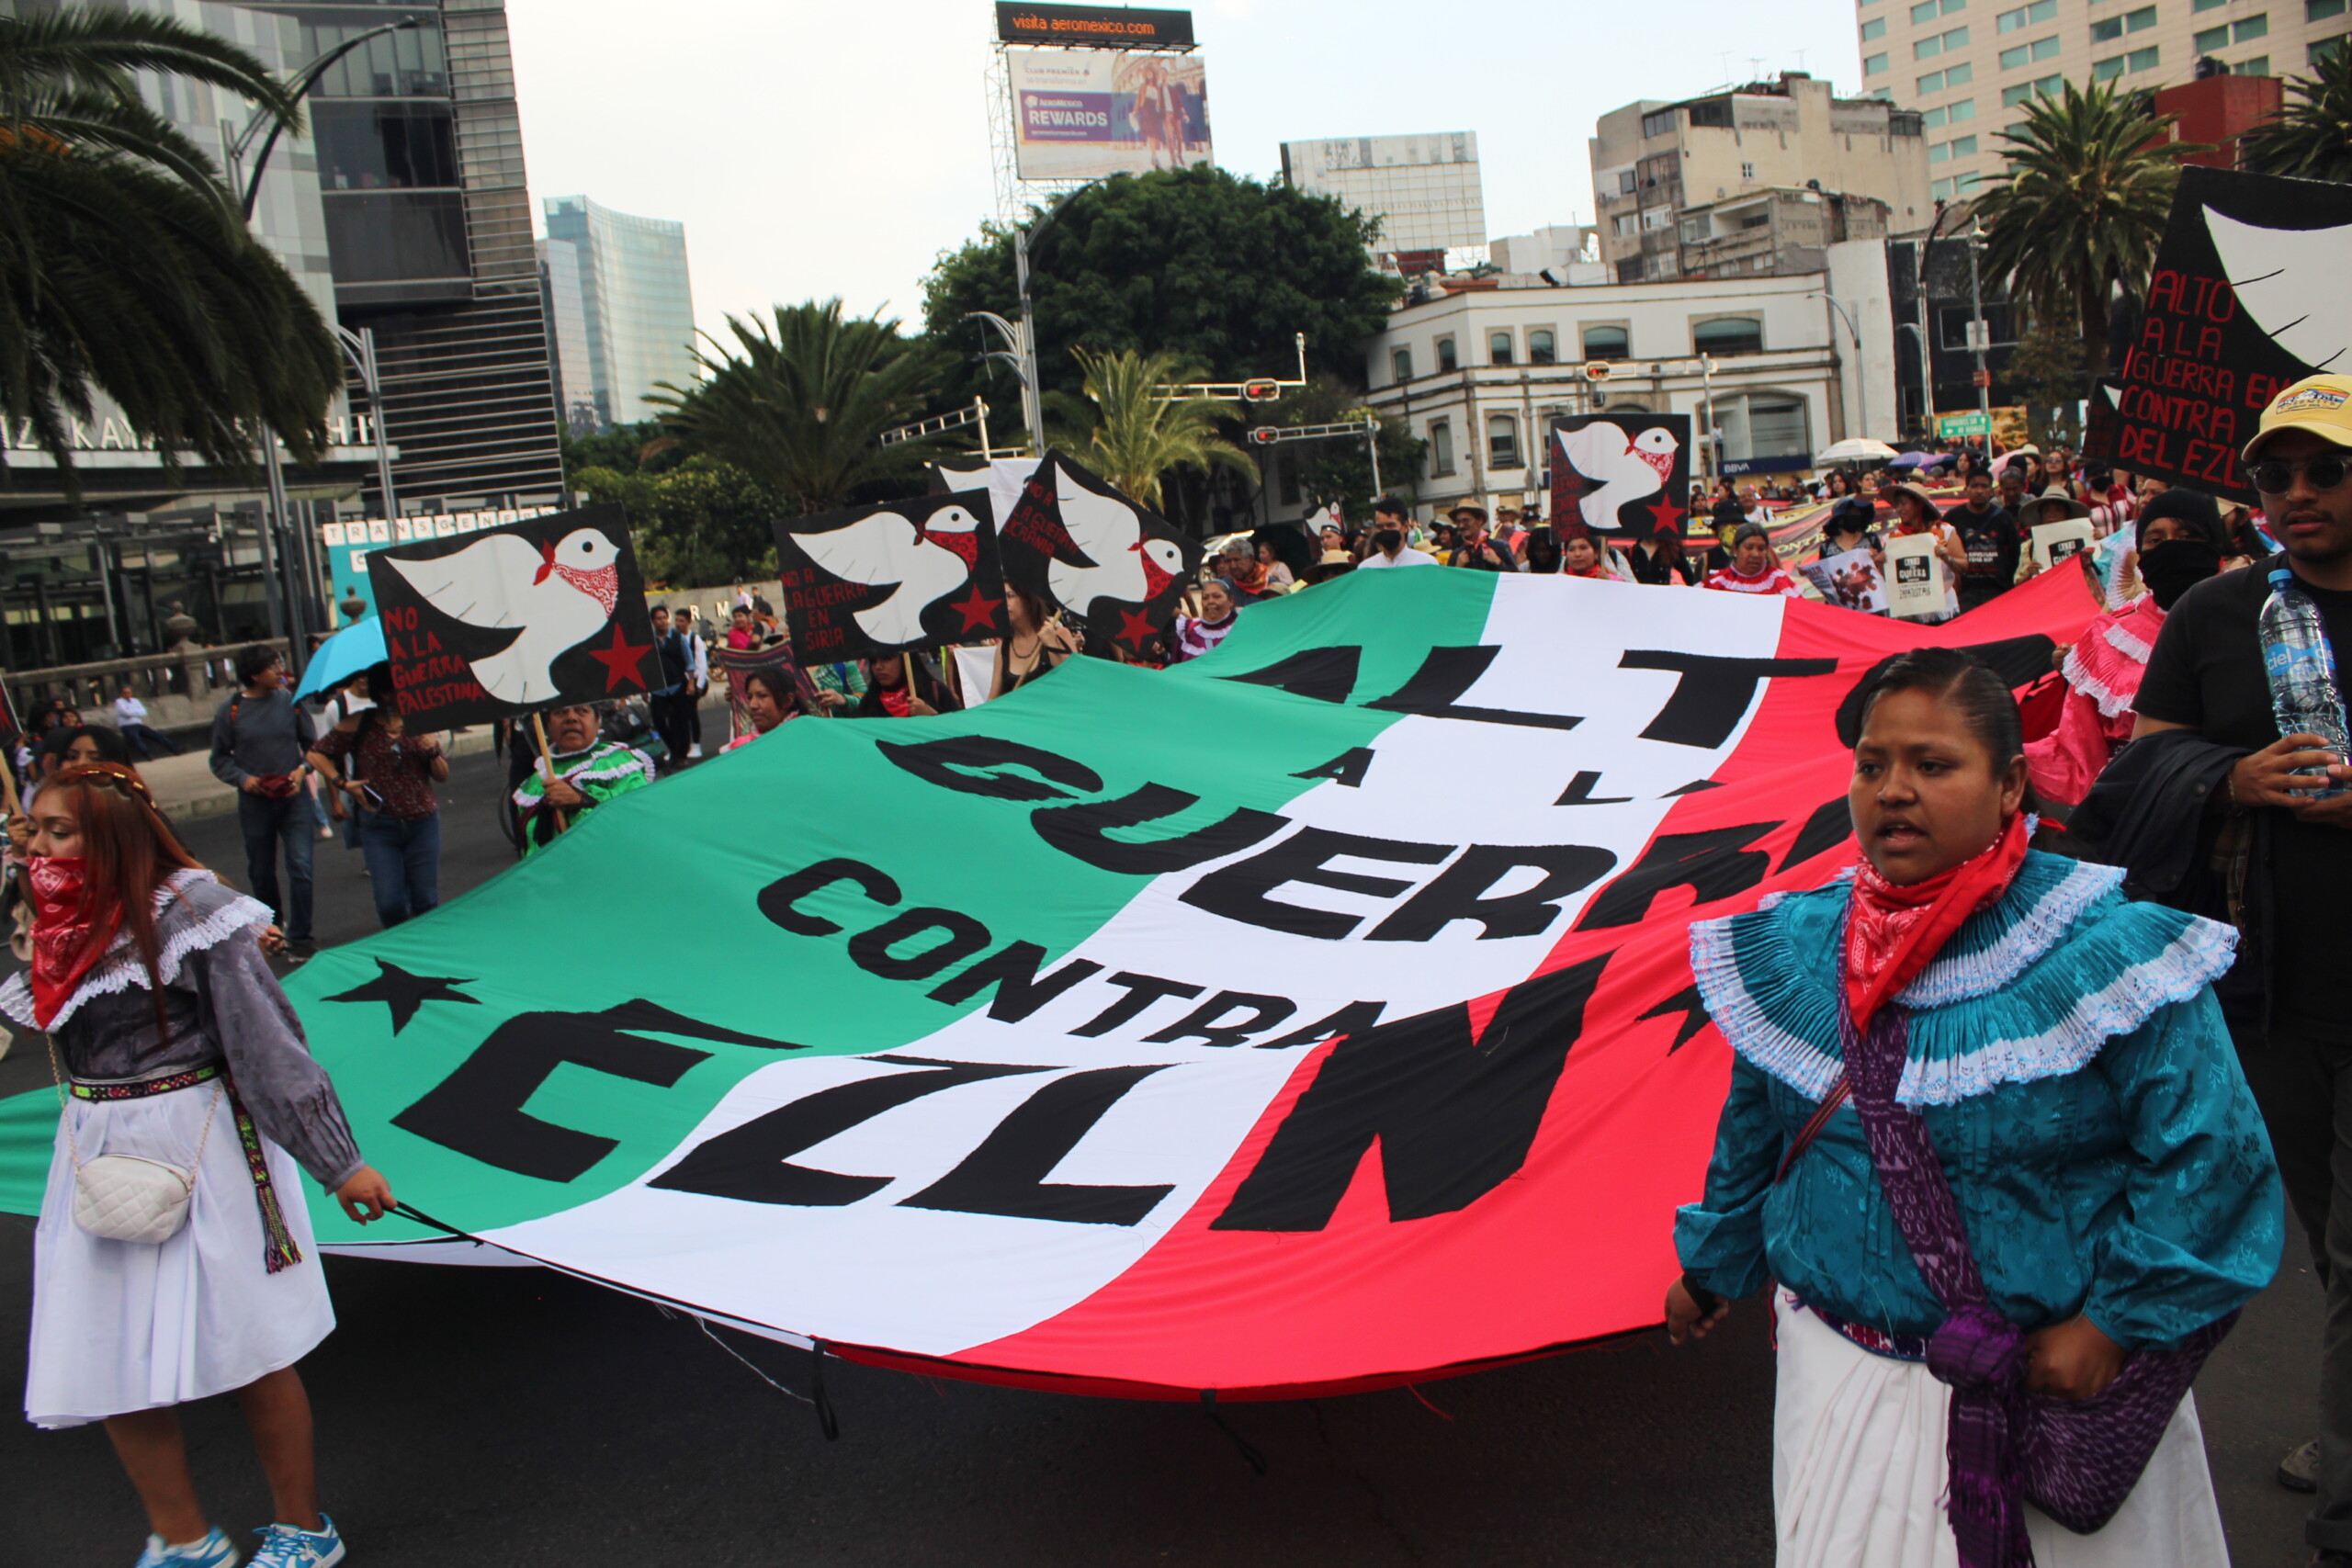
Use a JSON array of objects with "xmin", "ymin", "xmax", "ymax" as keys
[{"xmin": 1966, "ymin": 219, "xmax": 1994, "ymax": 459}]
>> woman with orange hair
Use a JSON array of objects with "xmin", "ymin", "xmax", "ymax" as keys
[{"xmin": 10, "ymin": 763, "xmax": 394, "ymax": 1568}]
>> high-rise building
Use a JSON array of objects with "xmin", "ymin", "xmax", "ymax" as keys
[
  {"xmin": 1857, "ymin": 0, "xmax": 2346, "ymax": 203},
  {"xmin": 541, "ymin": 196, "xmax": 698, "ymax": 431},
  {"xmin": 1279, "ymin": 132, "xmax": 1487, "ymax": 268},
  {"xmin": 537, "ymin": 239, "xmax": 599, "ymax": 436},
  {"xmin": 238, "ymin": 0, "xmax": 567, "ymax": 508},
  {"xmin": 1591, "ymin": 73, "xmax": 1932, "ymax": 284}
]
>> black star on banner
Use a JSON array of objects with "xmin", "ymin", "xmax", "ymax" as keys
[
  {"xmin": 1637, "ymin": 984, "xmax": 1713, "ymax": 1054},
  {"xmin": 327, "ymin": 959, "xmax": 482, "ymax": 1035}
]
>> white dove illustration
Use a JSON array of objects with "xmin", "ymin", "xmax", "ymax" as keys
[
  {"xmin": 1048, "ymin": 465, "xmax": 1185, "ymax": 614},
  {"xmin": 388, "ymin": 526, "xmax": 621, "ymax": 705},
  {"xmin": 2204, "ymin": 206, "xmax": 2352, "ymax": 370},
  {"xmin": 797, "ymin": 505, "xmax": 985, "ymax": 646},
  {"xmin": 1558, "ymin": 423, "xmax": 1679, "ymax": 533}
]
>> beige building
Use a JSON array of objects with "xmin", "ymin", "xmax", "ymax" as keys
[
  {"xmin": 1591, "ymin": 73, "xmax": 1933, "ymax": 285},
  {"xmin": 1858, "ymin": 0, "xmax": 2351, "ymax": 202}
]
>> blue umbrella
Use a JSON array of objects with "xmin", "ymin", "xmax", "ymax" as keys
[
  {"xmin": 1887, "ymin": 451, "xmax": 1934, "ymax": 468},
  {"xmin": 293, "ymin": 616, "xmax": 386, "ymax": 701}
]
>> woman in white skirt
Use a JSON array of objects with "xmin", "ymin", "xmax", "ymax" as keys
[
  {"xmin": 1667, "ymin": 648, "xmax": 2280, "ymax": 1567},
  {"xmin": 7, "ymin": 762, "xmax": 394, "ymax": 1568}
]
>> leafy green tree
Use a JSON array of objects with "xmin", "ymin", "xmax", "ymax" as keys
[
  {"xmin": 1974, "ymin": 80, "xmax": 2188, "ymax": 382},
  {"xmin": 2244, "ymin": 44, "xmax": 2352, "ymax": 182},
  {"xmin": 1256, "ymin": 375, "xmax": 1425, "ymax": 525},
  {"xmin": 650, "ymin": 299, "xmax": 951, "ymax": 517},
  {"xmin": 560, "ymin": 418, "xmax": 684, "ymax": 481},
  {"xmin": 0, "ymin": 8, "xmax": 342, "ymax": 489},
  {"xmin": 572, "ymin": 457, "xmax": 781, "ymax": 587},
  {"xmin": 2005, "ymin": 317, "xmax": 2086, "ymax": 450},
  {"xmin": 1048, "ymin": 346, "xmax": 1250, "ymax": 510},
  {"xmin": 921, "ymin": 165, "xmax": 1402, "ymax": 414}
]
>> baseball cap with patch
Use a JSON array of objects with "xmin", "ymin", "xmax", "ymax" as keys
[{"xmin": 2244, "ymin": 374, "xmax": 2352, "ymax": 459}]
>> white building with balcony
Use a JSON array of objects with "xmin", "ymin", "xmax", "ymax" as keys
[{"xmin": 1348, "ymin": 265, "xmax": 1893, "ymax": 523}]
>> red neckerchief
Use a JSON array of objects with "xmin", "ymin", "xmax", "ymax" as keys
[
  {"xmin": 879, "ymin": 685, "xmax": 911, "ymax": 717},
  {"xmin": 28, "ymin": 855, "xmax": 122, "ymax": 1029},
  {"xmin": 1843, "ymin": 812, "xmax": 2030, "ymax": 1031},
  {"xmin": 1566, "ymin": 560, "xmax": 1610, "ymax": 579}
]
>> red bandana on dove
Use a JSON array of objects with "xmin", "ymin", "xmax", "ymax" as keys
[{"xmin": 537, "ymin": 536, "xmax": 619, "ymax": 618}]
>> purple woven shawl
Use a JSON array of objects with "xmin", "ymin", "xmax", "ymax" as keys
[{"xmin": 1838, "ymin": 997, "xmax": 2233, "ymax": 1568}]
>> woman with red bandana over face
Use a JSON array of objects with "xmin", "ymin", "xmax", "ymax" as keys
[
  {"xmin": 1667, "ymin": 648, "xmax": 2278, "ymax": 1568},
  {"xmin": 10, "ymin": 764, "xmax": 393, "ymax": 1568}
]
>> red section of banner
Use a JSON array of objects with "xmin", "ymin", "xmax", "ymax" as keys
[{"xmin": 955, "ymin": 569, "xmax": 2104, "ymax": 1396}]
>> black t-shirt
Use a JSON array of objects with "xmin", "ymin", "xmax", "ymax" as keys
[
  {"xmin": 2137, "ymin": 563, "xmax": 2352, "ymax": 1038},
  {"xmin": 1941, "ymin": 502, "xmax": 2021, "ymax": 607},
  {"xmin": 1450, "ymin": 536, "xmax": 1515, "ymax": 570}
]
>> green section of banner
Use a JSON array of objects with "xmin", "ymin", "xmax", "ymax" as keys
[{"xmin": 0, "ymin": 1085, "xmax": 51, "ymax": 1214}]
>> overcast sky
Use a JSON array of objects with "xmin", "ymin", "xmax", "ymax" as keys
[{"xmin": 506, "ymin": 0, "xmax": 1865, "ymax": 345}]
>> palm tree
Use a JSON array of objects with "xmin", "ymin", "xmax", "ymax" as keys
[
  {"xmin": 0, "ymin": 9, "xmax": 343, "ymax": 488},
  {"xmin": 1973, "ymin": 78, "xmax": 2188, "ymax": 382},
  {"xmin": 650, "ymin": 300, "xmax": 950, "ymax": 516},
  {"xmin": 1059, "ymin": 347, "xmax": 1250, "ymax": 511},
  {"xmin": 2244, "ymin": 44, "xmax": 2352, "ymax": 182}
]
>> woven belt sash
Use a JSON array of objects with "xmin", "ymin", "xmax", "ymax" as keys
[{"xmin": 67, "ymin": 1062, "xmax": 303, "ymax": 1272}]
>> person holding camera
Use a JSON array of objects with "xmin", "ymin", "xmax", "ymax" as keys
[{"xmin": 304, "ymin": 671, "xmax": 448, "ymax": 930}]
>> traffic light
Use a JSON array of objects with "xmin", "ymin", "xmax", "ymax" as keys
[
  {"xmin": 1241, "ymin": 378, "xmax": 1282, "ymax": 402},
  {"xmin": 1582, "ymin": 361, "xmax": 1612, "ymax": 383},
  {"xmin": 1249, "ymin": 426, "xmax": 1278, "ymax": 445}
]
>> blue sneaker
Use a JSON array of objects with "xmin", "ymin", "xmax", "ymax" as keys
[
  {"xmin": 248, "ymin": 1517, "xmax": 344, "ymax": 1568},
  {"xmin": 135, "ymin": 1529, "xmax": 239, "ymax": 1567}
]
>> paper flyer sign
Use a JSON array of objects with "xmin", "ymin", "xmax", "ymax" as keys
[
  {"xmin": 2031, "ymin": 519, "xmax": 2095, "ymax": 569},
  {"xmin": 1885, "ymin": 534, "xmax": 1948, "ymax": 621},
  {"xmin": 1800, "ymin": 547, "xmax": 1889, "ymax": 615}
]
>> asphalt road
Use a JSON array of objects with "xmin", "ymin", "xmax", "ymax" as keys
[{"xmin": 0, "ymin": 749, "xmax": 2328, "ymax": 1565}]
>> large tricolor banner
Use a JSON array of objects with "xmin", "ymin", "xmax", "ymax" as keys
[{"xmin": 0, "ymin": 567, "xmax": 2102, "ymax": 1398}]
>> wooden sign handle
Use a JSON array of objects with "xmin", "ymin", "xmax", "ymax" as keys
[{"xmin": 529, "ymin": 711, "xmax": 569, "ymax": 834}]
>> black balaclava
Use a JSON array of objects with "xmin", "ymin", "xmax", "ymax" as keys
[{"xmin": 2133, "ymin": 490, "xmax": 2226, "ymax": 610}]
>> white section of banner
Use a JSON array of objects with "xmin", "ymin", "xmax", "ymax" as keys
[{"xmin": 470, "ymin": 578, "xmax": 1791, "ymax": 1358}]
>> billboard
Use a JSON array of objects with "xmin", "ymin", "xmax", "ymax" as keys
[
  {"xmin": 1010, "ymin": 47, "xmax": 1211, "ymax": 180},
  {"xmin": 996, "ymin": 3, "xmax": 1194, "ymax": 48}
]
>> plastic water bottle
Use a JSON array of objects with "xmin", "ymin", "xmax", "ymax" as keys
[{"xmin": 2261, "ymin": 567, "xmax": 2352, "ymax": 800}]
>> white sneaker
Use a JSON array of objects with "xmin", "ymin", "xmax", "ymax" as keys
[
  {"xmin": 136, "ymin": 1529, "xmax": 240, "ymax": 1567},
  {"xmin": 687, "ymin": 743, "xmax": 703, "ymax": 758},
  {"xmin": 248, "ymin": 1517, "xmax": 344, "ymax": 1568}
]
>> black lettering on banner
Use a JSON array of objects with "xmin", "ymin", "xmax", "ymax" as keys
[
  {"xmin": 1032, "ymin": 784, "xmax": 1289, "ymax": 874},
  {"xmin": 760, "ymin": 858, "xmax": 899, "ymax": 936},
  {"xmin": 876, "ymin": 735, "xmax": 1103, "ymax": 801},
  {"xmin": 1212, "ymin": 954, "xmax": 1610, "ymax": 1230},
  {"xmin": 1256, "ymin": 1000, "xmax": 1387, "ymax": 1049},
  {"xmin": 1364, "ymin": 646, "xmax": 1585, "ymax": 730},
  {"xmin": 1293, "ymin": 746, "xmax": 1374, "ymax": 788},
  {"xmin": 927, "ymin": 942, "xmax": 1105, "ymax": 1021},
  {"xmin": 648, "ymin": 1056, "xmax": 1048, "ymax": 1206},
  {"xmin": 392, "ymin": 1000, "xmax": 810, "ymax": 1182},
  {"xmin": 1663, "ymin": 779, "xmax": 1725, "ymax": 795},
  {"xmin": 1181, "ymin": 828, "xmax": 1454, "ymax": 939},
  {"xmin": 1638, "ymin": 985, "xmax": 1713, "ymax": 1053},
  {"xmin": 1779, "ymin": 797, "xmax": 1853, "ymax": 872},
  {"xmin": 1220, "ymin": 646, "xmax": 1362, "ymax": 704},
  {"xmin": 847, "ymin": 908, "xmax": 993, "ymax": 981},
  {"xmin": 1619, "ymin": 652, "xmax": 1840, "ymax": 750},
  {"xmin": 1069, "ymin": 972, "xmax": 1206, "ymax": 1036},
  {"xmin": 1555, "ymin": 770, "xmax": 1633, "ymax": 807},
  {"xmin": 1576, "ymin": 822, "xmax": 1780, "ymax": 930},
  {"xmin": 900, "ymin": 1065, "xmax": 1179, "ymax": 1225},
  {"xmin": 1368, "ymin": 843, "xmax": 1618, "ymax": 942},
  {"xmin": 1833, "ymin": 638, "xmax": 2057, "ymax": 747},
  {"xmin": 1142, "ymin": 991, "xmax": 1299, "ymax": 1049}
]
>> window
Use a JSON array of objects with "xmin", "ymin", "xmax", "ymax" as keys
[
  {"xmin": 1430, "ymin": 421, "xmax": 1455, "ymax": 476},
  {"xmin": 1488, "ymin": 413, "xmax": 1522, "ymax": 469},
  {"xmin": 1391, "ymin": 346, "xmax": 1413, "ymax": 382},
  {"xmin": 1923, "ymin": 99, "xmax": 1979, "ymax": 128},
  {"xmin": 2196, "ymin": 22, "xmax": 2229, "ymax": 46},
  {"xmin": 1583, "ymin": 323, "xmax": 1631, "ymax": 359},
  {"xmin": 2130, "ymin": 42, "xmax": 2160, "ymax": 67},
  {"xmin": 1997, "ymin": 0, "xmax": 2057, "ymax": 28},
  {"xmin": 1912, "ymin": 0, "xmax": 1940, "ymax": 17},
  {"xmin": 2238, "ymin": 52, "xmax": 2271, "ymax": 71},
  {"xmin": 1693, "ymin": 315, "xmax": 1764, "ymax": 355},
  {"xmin": 2314, "ymin": 0, "xmax": 2347, "ymax": 20},
  {"xmin": 1529, "ymin": 329, "xmax": 1556, "ymax": 364},
  {"xmin": 312, "ymin": 104, "xmax": 458, "ymax": 191},
  {"xmin": 1436, "ymin": 336, "xmax": 1458, "ymax": 373},
  {"xmin": 2093, "ymin": 15, "xmax": 2123, "ymax": 39},
  {"xmin": 1619, "ymin": 170, "xmax": 1639, "ymax": 195},
  {"xmin": 1920, "ymin": 67, "xmax": 1949, "ymax": 91},
  {"xmin": 1488, "ymin": 330, "xmax": 1514, "ymax": 366},
  {"xmin": 2001, "ymin": 33, "xmax": 2062, "ymax": 64},
  {"xmin": 1642, "ymin": 204, "xmax": 1674, "ymax": 231},
  {"xmin": 1713, "ymin": 391, "xmax": 1812, "ymax": 463},
  {"xmin": 1612, "ymin": 211, "xmax": 1638, "ymax": 236},
  {"xmin": 1740, "ymin": 161, "xmax": 1757, "ymax": 179},
  {"xmin": 322, "ymin": 191, "xmax": 469, "ymax": 284},
  {"xmin": 1924, "ymin": 104, "xmax": 1949, "ymax": 128},
  {"xmin": 1680, "ymin": 216, "xmax": 1709, "ymax": 243},
  {"xmin": 1930, "ymin": 140, "xmax": 1951, "ymax": 163},
  {"xmin": 1641, "ymin": 108, "xmax": 1678, "ymax": 139},
  {"xmin": 2002, "ymin": 72, "xmax": 2065, "ymax": 103},
  {"xmin": 1863, "ymin": 16, "xmax": 1888, "ymax": 37},
  {"xmin": 1866, "ymin": 50, "xmax": 1891, "ymax": 72},
  {"xmin": 2094, "ymin": 51, "xmax": 2126, "ymax": 75},
  {"xmin": 1918, "ymin": 32, "xmax": 1942, "ymax": 55},
  {"xmin": 2317, "ymin": 32, "xmax": 2350, "ymax": 60},
  {"xmin": 2130, "ymin": 5, "xmax": 2159, "ymax": 27},
  {"xmin": 1951, "ymin": 96, "xmax": 1979, "ymax": 119},
  {"xmin": 1740, "ymin": 211, "xmax": 1772, "ymax": 228},
  {"xmin": 2193, "ymin": 0, "xmax": 2225, "ymax": 9},
  {"xmin": 1615, "ymin": 256, "xmax": 1644, "ymax": 284},
  {"xmin": 1950, "ymin": 133, "xmax": 1979, "ymax": 156},
  {"xmin": 2237, "ymin": 13, "xmax": 2270, "ymax": 39}
]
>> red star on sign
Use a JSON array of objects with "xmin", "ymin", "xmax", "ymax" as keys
[
  {"xmin": 1643, "ymin": 493, "xmax": 1687, "ymax": 535},
  {"xmin": 587, "ymin": 622, "xmax": 651, "ymax": 692},
  {"xmin": 1115, "ymin": 607, "xmax": 1161, "ymax": 650},
  {"xmin": 948, "ymin": 582, "xmax": 1003, "ymax": 634}
]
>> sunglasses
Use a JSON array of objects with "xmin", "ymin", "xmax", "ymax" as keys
[{"xmin": 2249, "ymin": 456, "xmax": 2352, "ymax": 493}]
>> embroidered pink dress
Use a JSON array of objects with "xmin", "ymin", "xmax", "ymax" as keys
[{"xmin": 2024, "ymin": 593, "xmax": 2165, "ymax": 807}]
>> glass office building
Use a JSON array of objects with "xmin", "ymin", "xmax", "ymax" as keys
[{"xmin": 542, "ymin": 196, "xmax": 699, "ymax": 430}]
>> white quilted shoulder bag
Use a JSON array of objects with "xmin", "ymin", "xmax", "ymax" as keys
[{"xmin": 49, "ymin": 1037, "xmax": 220, "ymax": 1246}]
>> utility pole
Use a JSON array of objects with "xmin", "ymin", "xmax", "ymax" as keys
[{"xmin": 1966, "ymin": 218, "xmax": 1993, "ymax": 462}]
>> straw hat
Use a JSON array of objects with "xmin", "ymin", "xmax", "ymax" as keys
[
  {"xmin": 1883, "ymin": 479, "xmax": 1945, "ymax": 520},
  {"xmin": 2015, "ymin": 486, "xmax": 2089, "ymax": 530},
  {"xmin": 1316, "ymin": 548, "xmax": 1351, "ymax": 568}
]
